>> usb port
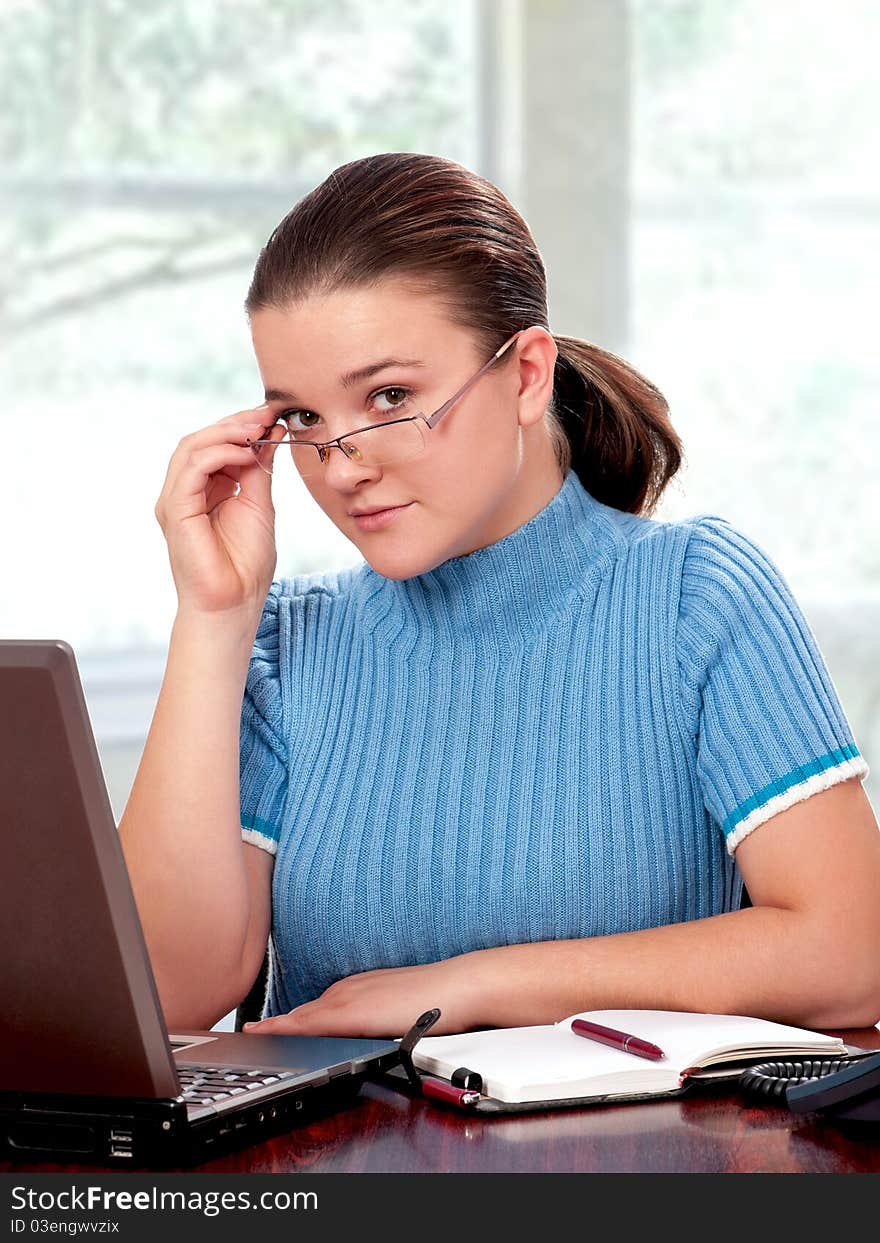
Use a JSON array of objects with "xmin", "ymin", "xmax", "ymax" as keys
[
  {"xmin": 110, "ymin": 1129, "xmax": 133, "ymax": 1143},
  {"xmin": 110, "ymin": 1146, "xmax": 133, "ymax": 1158}
]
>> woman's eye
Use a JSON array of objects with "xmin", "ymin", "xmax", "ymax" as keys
[
  {"xmin": 283, "ymin": 409, "xmax": 320, "ymax": 432},
  {"xmin": 372, "ymin": 386, "xmax": 411, "ymax": 414}
]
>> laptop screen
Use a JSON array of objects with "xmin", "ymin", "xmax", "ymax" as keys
[{"xmin": 0, "ymin": 641, "xmax": 181, "ymax": 1099}]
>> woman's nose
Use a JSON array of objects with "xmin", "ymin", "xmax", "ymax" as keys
[{"xmin": 320, "ymin": 441, "xmax": 382, "ymax": 489}]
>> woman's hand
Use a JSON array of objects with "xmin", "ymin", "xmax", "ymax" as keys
[
  {"xmin": 154, "ymin": 404, "xmax": 289, "ymax": 616},
  {"xmin": 242, "ymin": 955, "xmax": 489, "ymax": 1039}
]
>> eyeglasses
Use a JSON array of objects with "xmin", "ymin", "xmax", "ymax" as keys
[{"xmin": 247, "ymin": 330, "xmax": 522, "ymax": 478}]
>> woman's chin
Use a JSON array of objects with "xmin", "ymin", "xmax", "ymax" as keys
[
  {"xmin": 355, "ymin": 536, "xmax": 444, "ymax": 582},
  {"xmin": 362, "ymin": 549, "xmax": 428, "ymax": 581}
]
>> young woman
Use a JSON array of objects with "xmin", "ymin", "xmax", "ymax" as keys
[{"xmin": 119, "ymin": 152, "xmax": 880, "ymax": 1038}]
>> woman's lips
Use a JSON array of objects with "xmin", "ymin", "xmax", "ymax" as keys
[{"xmin": 351, "ymin": 502, "xmax": 413, "ymax": 532}]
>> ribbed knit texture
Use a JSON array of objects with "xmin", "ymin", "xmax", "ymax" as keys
[{"xmin": 238, "ymin": 469, "xmax": 867, "ymax": 1018}]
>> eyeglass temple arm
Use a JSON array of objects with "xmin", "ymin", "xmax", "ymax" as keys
[{"xmin": 423, "ymin": 331, "xmax": 521, "ymax": 430}]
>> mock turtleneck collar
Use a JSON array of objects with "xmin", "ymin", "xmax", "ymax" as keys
[{"xmin": 358, "ymin": 470, "xmax": 616, "ymax": 652}]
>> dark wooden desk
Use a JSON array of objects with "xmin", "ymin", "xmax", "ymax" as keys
[{"xmin": 3, "ymin": 1026, "xmax": 879, "ymax": 1175}]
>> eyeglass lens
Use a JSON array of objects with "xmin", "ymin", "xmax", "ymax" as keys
[{"xmin": 252, "ymin": 419, "xmax": 426, "ymax": 478}]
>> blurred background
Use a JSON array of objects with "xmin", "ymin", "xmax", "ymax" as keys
[{"xmin": 2, "ymin": 0, "xmax": 878, "ymax": 824}]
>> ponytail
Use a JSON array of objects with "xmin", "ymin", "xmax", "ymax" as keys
[{"xmin": 549, "ymin": 335, "xmax": 683, "ymax": 516}]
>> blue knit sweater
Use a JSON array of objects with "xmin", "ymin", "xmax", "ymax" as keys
[{"xmin": 239, "ymin": 469, "xmax": 867, "ymax": 1018}]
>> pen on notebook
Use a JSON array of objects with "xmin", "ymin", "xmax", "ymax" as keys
[
  {"xmin": 571, "ymin": 1018, "xmax": 666, "ymax": 1062},
  {"xmin": 421, "ymin": 1076, "xmax": 481, "ymax": 1109}
]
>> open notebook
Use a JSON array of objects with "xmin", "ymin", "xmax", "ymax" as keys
[{"xmin": 408, "ymin": 1009, "xmax": 851, "ymax": 1113}]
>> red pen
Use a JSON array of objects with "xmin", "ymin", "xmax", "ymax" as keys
[
  {"xmin": 571, "ymin": 1018, "xmax": 666, "ymax": 1062},
  {"xmin": 421, "ymin": 1076, "xmax": 481, "ymax": 1109}
]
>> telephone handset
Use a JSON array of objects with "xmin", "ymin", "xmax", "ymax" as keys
[{"xmin": 740, "ymin": 1050, "xmax": 880, "ymax": 1123}]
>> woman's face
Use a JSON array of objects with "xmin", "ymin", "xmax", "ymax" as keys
[{"xmin": 249, "ymin": 278, "xmax": 559, "ymax": 580}]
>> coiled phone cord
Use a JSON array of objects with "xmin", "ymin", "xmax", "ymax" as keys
[{"xmin": 739, "ymin": 1056, "xmax": 868, "ymax": 1102}]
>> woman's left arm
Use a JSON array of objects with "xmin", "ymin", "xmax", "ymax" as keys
[
  {"xmin": 245, "ymin": 776, "xmax": 880, "ymax": 1037},
  {"xmin": 472, "ymin": 776, "xmax": 880, "ymax": 1032}
]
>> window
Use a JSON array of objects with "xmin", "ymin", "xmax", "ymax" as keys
[{"xmin": 630, "ymin": 0, "xmax": 879, "ymax": 805}]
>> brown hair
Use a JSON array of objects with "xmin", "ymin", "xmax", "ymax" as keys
[{"xmin": 245, "ymin": 152, "xmax": 682, "ymax": 515}]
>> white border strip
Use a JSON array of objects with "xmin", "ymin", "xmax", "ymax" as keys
[
  {"xmin": 726, "ymin": 756, "xmax": 869, "ymax": 856},
  {"xmin": 241, "ymin": 826, "xmax": 278, "ymax": 857}
]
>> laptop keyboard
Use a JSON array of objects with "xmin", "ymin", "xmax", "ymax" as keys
[{"xmin": 177, "ymin": 1062, "xmax": 299, "ymax": 1107}]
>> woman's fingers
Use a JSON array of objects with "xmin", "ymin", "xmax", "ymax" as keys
[
  {"xmin": 156, "ymin": 406, "xmax": 280, "ymax": 522},
  {"xmin": 152, "ymin": 401, "xmax": 285, "ymax": 615}
]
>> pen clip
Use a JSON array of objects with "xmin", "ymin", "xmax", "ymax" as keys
[{"xmin": 397, "ymin": 1007, "xmax": 442, "ymax": 1092}]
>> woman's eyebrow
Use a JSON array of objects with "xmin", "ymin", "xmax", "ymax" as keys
[{"xmin": 264, "ymin": 357, "xmax": 426, "ymax": 404}]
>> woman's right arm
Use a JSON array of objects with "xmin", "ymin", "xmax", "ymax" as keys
[{"xmin": 118, "ymin": 406, "xmax": 287, "ymax": 1031}]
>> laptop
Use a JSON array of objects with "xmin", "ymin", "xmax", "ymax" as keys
[{"xmin": 0, "ymin": 640, "xmax": 401, "ymax": 1167}]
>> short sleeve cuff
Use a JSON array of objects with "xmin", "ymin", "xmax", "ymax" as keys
[
  {"xmin": 241, "ymin": 823, "xmax": 280, "ymax": 856},
  {"xmin": 723, "ymin": 745, "xmax": 869, "ymax": 856}
]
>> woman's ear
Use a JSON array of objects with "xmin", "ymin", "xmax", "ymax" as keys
[{"xmin": 514, "ymin": 328, "xmax": 558, "ymax": 429}]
